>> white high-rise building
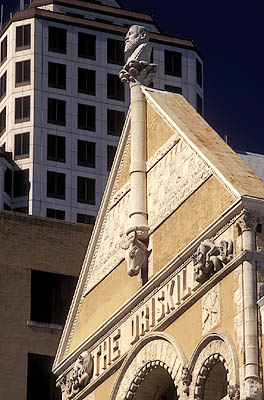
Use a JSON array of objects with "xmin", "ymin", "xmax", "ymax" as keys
[{"xmin": 0, "ymin": 0, "xmax": 203, "ymax": 223}]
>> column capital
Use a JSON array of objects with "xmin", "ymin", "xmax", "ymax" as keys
[{"xmin": 236, "ymin": 210, "xmax": 260, "ymax": 233}]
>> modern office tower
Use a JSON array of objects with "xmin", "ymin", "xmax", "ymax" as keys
[{"xmin": 0, "ymin": 0, "xmax": 203, "ymax": 223}]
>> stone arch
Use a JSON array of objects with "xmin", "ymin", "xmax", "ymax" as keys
[
  {"xmin": 110, "ymin": 332, "xmax": 187, "ymax": 400},
  {"xmin": 188, "ymin": 331, "xmax": 240, "ymax": 400}
]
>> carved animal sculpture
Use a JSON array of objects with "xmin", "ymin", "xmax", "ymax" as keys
[
  {"xmin": 121, "ymin": 230, "xmax": 148, "ymax": 276},
  {"xmin": 66, "ymin": 351, "xmax": 93, "ymax": 399}
]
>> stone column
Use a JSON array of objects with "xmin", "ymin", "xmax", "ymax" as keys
[
  {"xmin": 127, "ymin": 81, "xmax": 148, "ymax": 239},
  {"xmin": 237, "ymin": 211, "xmax": 259, "ymax": 381}
]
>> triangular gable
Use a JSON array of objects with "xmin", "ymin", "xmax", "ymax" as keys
[{"xmin": 54, "ymin": 87, "xmax": 264, "ymax": 374}]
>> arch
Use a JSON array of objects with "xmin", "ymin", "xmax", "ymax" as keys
[
  {"xmin": 110, "ymin": 332, "xmax": 187, "ymax": 400},
  {"xmin": 188, "ymin": 331, "xmax": 240, "ymax": 400}
]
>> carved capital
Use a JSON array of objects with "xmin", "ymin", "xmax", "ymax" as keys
[
  {"xmin": 236, "ymin": 211, "xmax": 260, "ymax": 233},
  {"xmin": 244, "ymin": 378, "xmax": 262, "ymax": 400},
  {"xmin": 228, "ymin": 384, "xmax": 240, "ymax": 400},
  {"xmin": 181, "ymin": 366, "xmax": 192, "ymax": 395},
  {"xmin": 65, "ymin": 351, "xmax": 93, "ymax": 399}
]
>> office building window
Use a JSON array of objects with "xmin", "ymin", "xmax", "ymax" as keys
[
  {"xmin": 1, "ymin": 36, "xmax": 7, "ymax": 64},
  {"xmin": 107, "ymin": 109, "xmax": 124, "ymax": 137},
  {"xmin": 78, "ymin": 68, "xmax": 95, "ymax": 95},
  {"xmin": 16, "ymin": 24, "xmax": 31, "ymax": 50},
  {"xmin": 78, "ymin": 103, "xmax": 95, "ymax": 131},
  {"xmin": 77, "ymin": 213, "xmax": 96, "ymax": 225},
  {"xmin": 164, "ymin": 50, "xmax": 182, "ymax": 77},
  {"xmin": 48, "ymin": 98, "xmax": 66, "ymax": 126},
  {"xmin": 15, "ymin": 60, "xmax": 30, "ymax": 86},
  {"xmin": 0, "ymin": 107, "xmax": 6, "ymax": 135},
  {"xmin": 196, "ymin": 59, "xmax": 203, "ymax": 87},
  {"xmin": 48, "ymin": 26, "xmax": 67, "ymax": 54},
  {"xmin": 48, "ymin": 62, "xmax": 66, "ymax": 90},
  {"xmin": 47, "ymin": 171, "xmax": 65, "ymax": 200},
  {"xmin": 164, "ymin": 84, "xmax": 182, "ymax": 94},
  {"xmin": 27, "ymin": 353, "xmax": 61, "ymax": 400},
  {"xmin": 197, "ymin": 94, "xmax": 203, "ymax": 115},
  {"xmin": 47, "ymin": 134, "xmax": 66, "ymax": 163},
  {"xmin": 4, "ymin": 168, "xmax": 12, "ymax": 196},
  {"xmin": 77, "ymin": 140, "xmax": 96, "ymax": 168},
  {"xmin": 78, "ymin": 32, "xmax": 96, "ymax": 59},
  {"xmin": 0, "ymin": 71, "xmax": 7, "ymax": 99},
  {"xmin": 107, "ymin": 74, "xmax": 125, "ymax": 101},
  {"xmin": 107, "ymin": 145, "xmax": 117, "ymax": 171},
  {"xmin": 15, "ymin": 95, "xmax": 30, "ymax": 123},
  {"xmin": 46, "ymin": 208, "xmax": 65, "ymax": 220},
  {"xmin": 107, "ymin": 38, "xmax": 124, "ymax": 65},
  {"xmin": 77, "ymin": 176, "xmax": 95, "ymax": 205},
  {"xmin": 15, "ymin": 132, "xmax": 30, "ymax": 159},
  {"xmin": 13, "ymin": 169, "xmax": 29, "ymax": 197},
  {"xmin": 30, "ymin": 270, "xmax": 77, "ymax": 326}
]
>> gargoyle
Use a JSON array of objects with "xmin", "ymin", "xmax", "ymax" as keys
[
  {"xmin": 66, "ymin": 351, "xmax": 93, "ymax": 399},
  {"xmin": 193, "ymin": 239, "xmax": 233, "ymax": 284},
  {"xmin": 120, "ymin": 230, "xmax": 148, "ymax": 277},
  {"xmin": 119, "ymin": 25, "xmax": 157, "ymax": 86}
]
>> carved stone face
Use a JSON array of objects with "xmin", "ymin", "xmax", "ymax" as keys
[{"xmin": 124, "ymin": 25, "xmax": 148, "ymax": 54}]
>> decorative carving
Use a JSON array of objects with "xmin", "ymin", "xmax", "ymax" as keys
[
  {"xmin": 228, "ymin": 384, "xmax": 240, "ymax": 399},
  {"xmin": 120, "ymin": 230, "xmax": 148, "ymax": 276},
  {"xmin": 244, "ymin": 378, "xmax": 262, "ymax": 400},
  {"xmin": 236, "ymin": 210, "xmax": 259, "ymax": 233},
  {"xmin": 65, "ymin": 351, "xmax": 93, "ymax": 399},
  {"xmin": 193, "ymin": 239, "xmax": 233, "ymax": 284},
  {"xmin": 181, "ymin": 366, "xmax": 192, "ymax": 395},
  {"xmin": 119, "ymin": 25, "xmax": 157, "ymax": 86},
  {"xmin": 202, "ymin": 286, "xmax": 220, "ymax": 334}
]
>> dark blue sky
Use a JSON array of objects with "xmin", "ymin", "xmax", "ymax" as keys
[{"xmin": 4, "ymin": 0, "xmax": 264, "ymax": 153}]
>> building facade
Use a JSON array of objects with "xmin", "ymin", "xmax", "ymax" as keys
[
  {"xmin": 0, "ymin": 0, "xmax": 203, "ymax": 222},
  {"xmin": 53, "ymin": 85, "xmax": 264, "ymax": 399},
  {"xmin": 0, "ymin": 209, "xmax": 92, "ymax": 400}
]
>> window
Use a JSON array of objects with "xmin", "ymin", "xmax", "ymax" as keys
[
  {"xmin": 47, "ymin": 134, "xmax": 65, "ymax": 163},
  {"xmin": 27, "ymin": 353, "xmax": 61, "ymax": 400},
  {"xmin": 107, "ymin": 73, "xmax": 125, "ymax": 101},
  {"xmin": 78, "ymin": 32, "xmax": 96, "ymax": 59},
  {"xmin": 164, "ymin": 50, "xmax": 182, "ymax": 77},
  {"xmin": 47, "ymin": 171, "xmax": 65, "ymax": 200},
  {"xmin": 77, "ymin": 213, "xmax": 96, "ymax": 225},
  {"xmin": 78, "ymin": 68, "xmax": 95, "ymax": 95},
  {"xmin": 13, "ymin": 169, "xmax": 29, "ymax": 197},
  {"xmin": 107, "ymin": 109, "xmax": 124, "ymax": 136},
  {"xmin": 0, "ymin": 71, "xmax": 7, "ymax": 99},
  {"xmin": 13, "ymin": 206, "xmax": 29, "ymax": 214},
  {"xmin": 48, "ymin": 98, "xmax": 66, "ymax": 126},
  {"xmin": 15, "ymin": 60, "xmax": 30, "ymax": 86},
  {"xmin": 77, "ymin": 140, "xmax": 96, "ymax": 168},
  {"xmin": 4, "ymin": 168, "xmax": 12, "ymax": 196},
  {"xmin": 78, "ymin": 103, "xmax": 95, "ymax": 131},
  {"xmin": 16, "ymin": 24, "xmax": 31, "ymax": 50},
  {"xmin": 46, "ymin": 208, "xmax": 65, "ymax": 220},
  {"xmin": 164, "ymin": 84, "xmax": 182, "ymax": 94},
  {"xmin": 1, "ymin": 36, "xmax": 7, "ymax": 64},
  {"xmin": 48, "ymin": 26, "xmax": 67, "ymax": 54},
  {"xmin": 107, "ymin": 38, "xmax": 124, "ymax": 65},
  {"xmin": 197, "ymin": 93, "xmax": 203, "ymax": 115},
  {"xmin": 196, "ymin": 59, "xmax": 203, "ymax": 87},
  {"xmin": 48, "ymin": 62, "xmax": 66, "ymax": 90},
  {"xmin": 15, "ymin": 132, "xmax": 30, "ymax": 159},
  {"xmin": 30, "ymin": 270, "xmax": 77, "ymax": 325},
  {"xmin": 77, "ymin": 176, "xmax": 95, "ymax": 205},
  {"xmin": 15, "ymin": 96, "xmax": 30, "ymax": 123},
  {"xmin": 107, "ymin": 145, "xmax": 117, "ymax": 171},
  {"xmin": 0, "ymin": 107, "xmax": 6, "ymax": 135}
]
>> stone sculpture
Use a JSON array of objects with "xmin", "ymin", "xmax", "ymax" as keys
[
  {"xmin": 228, "ymin": 384, "xmax": 240, "ymax": 400},
  {"xmin": 119, "ymin": 25, "xmax": 157, "ymax": 86},
  {"xmin": 181, "ymin": 366, "xmax": 192, "ymax": 395},
  {"xmin": 120, "ymin": 230, "xmax": 148, "ymax": 276},
  {"xmin": 193, "ymin": 239, "xmax": 233, "ymax": 284},
  {"xmin": 65, "ymin": 351, "xmax": 93, "ymax": 399}
]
